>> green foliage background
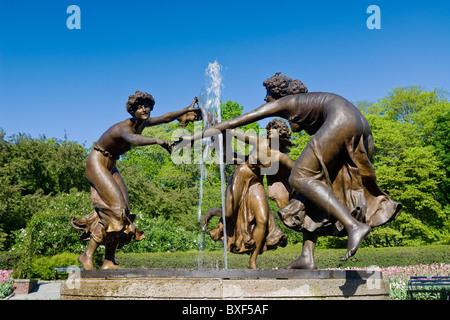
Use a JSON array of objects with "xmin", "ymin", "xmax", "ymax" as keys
[{"xmin": 1, "ymin": 86, "xmax": 449, "ymax": 270}]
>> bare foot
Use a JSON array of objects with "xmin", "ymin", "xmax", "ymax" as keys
[
  {"xmin": 341, "ymin": 222, "xmax": 371, "ymax": 261},
  {"xmin": 247, "ymin": 260, "xmax": 257, "ymax": 269},
  {"xmin": 101, "ymin": 260, "xmax": 122, "ymax": 270},
  {"xmin": 282, "ymin": 255, "xmax": 317, "ymax": 270},
  {"xmin": 78, "ymin": 252, "xmax": 95, "ymax": 270}
]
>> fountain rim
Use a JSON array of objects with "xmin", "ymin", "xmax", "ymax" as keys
[{"xmin": 76, "ymin": 268, "xmax": 382, "ymax": 280}]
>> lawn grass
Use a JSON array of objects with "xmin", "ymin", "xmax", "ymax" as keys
[
  {"xmin": 2, "ymin": 244, "xmax": 448, "ymax": 280},
  {"xmin": 115, "ymin": 244, "xmax": 450, "ymax": 270}
]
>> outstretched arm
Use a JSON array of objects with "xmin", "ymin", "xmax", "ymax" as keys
[
  {"xmin": 145, "ymin": 97, "xmax": 198, "ymax": 127},
  {"xmin": 188, "ymin": 98, "xmax": 288, "ymax": 142},
  {"xmin": 120, "ymin": 127, "xmax": 173, "ymax": 153}
]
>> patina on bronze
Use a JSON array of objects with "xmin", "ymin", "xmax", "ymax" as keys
[
  {"xmin": 202, "ymin": 119, "xmax": 294, "ymax": 269},
  {"xmin": 183, "ymin": 73, "xmax": 402, "ymax": 267},
  {"xmin": 71, "ymin": 91, "xmax": 199, "ymax": 270}
]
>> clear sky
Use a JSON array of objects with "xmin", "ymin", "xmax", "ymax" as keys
[{"xmin": 1, "ymin": 0, "xmax": 449, "ymax": 147}]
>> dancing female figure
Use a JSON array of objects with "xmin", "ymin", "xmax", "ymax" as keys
[
  {"xmin": 184, "ymin": 73, "xmax": 401, "ymax": 263},
  {"xmin": 201, "ymin": 119, "xmax": 293, "ymax": 269},
  {"xmin": 71, "ymin": 91, "xmax": 198, "ymax": 269}
]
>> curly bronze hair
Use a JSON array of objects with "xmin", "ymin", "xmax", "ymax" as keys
[
  {"xmin": 126, "ymin": 91, "xmax": 155, "ymax": 114},
  {"xmin": 266, "ymin": 119, "xmax": 296, "ymax": 153},
  {"xmin": 263, "ymin": 72, "xmax": 308, "ymax": 100}
]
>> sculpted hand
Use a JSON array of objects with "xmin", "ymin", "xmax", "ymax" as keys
[
  {"xmin": 160, "ymin": 139, "xmax": 174, "ymax": 154},
  {"xmin": 170, "ymin": 136, "xmax": 187, "ymax": 153},
  {"xmin": 177, "ymin": 97, "xmax": 201, "ymax": 127},
  {"xmin": 189, "ymin": 96, "xmax": 199, "ymax": 108}
]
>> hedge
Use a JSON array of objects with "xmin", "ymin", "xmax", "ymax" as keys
[
  {"xmin": 2, "ymin": 245, "xmax": 448, "ymax": 280},
  {"xmin": 114, "ymin": 245, "xmax": 450, "ymax": 270}
]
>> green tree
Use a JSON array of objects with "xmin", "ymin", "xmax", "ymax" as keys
[
  {"xmin": 0, "ymin": 130, "xmax": 89, "ymax": 249},
  {"xmin": 361, "ymin": 86, "xmax": 450, "ymax": 246},
  {"xmin": 430, "ymin": 111, "xmax": 450, "ymax": 207}
]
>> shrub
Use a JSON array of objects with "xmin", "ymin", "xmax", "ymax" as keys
[
  {"xmin": 115, "ymin": 251, "xmax": 236, "ymax": 269},
  {"xmin": 120, "ymin": 215, "xmax": 222, "ymax": 253},
  {"xmin": 0, "ymin": 251, "xmax": 22, "ymax": 270},
  {"xmin": 28, "ymin": 252, "xmax": 81, "ymax": 280},
  {"xmin": 10, "ymin": 189, "xmax": 90, "ymax": 256},
  {"xmin": 114, "ymin": 244, "xmax": 450, "ymax": 270},
  {"xmin": 10, "ymin": 190, "xmax": 90, "ymax": 278}
]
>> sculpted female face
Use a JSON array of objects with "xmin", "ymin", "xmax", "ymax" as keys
[
  {"xmin": 132, "ymin": 101, "xmax": 151, "ymax": 120},
  {"xmin": 264, "ymin": 90, "xmax": 276, "ymax": 103}
]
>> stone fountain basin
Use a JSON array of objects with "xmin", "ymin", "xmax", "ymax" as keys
[{"xmin": 60, "ymin": 268, "xmax": 390, "ymax": 300}]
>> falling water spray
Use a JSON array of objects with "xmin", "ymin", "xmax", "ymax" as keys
[{"xmin": 197, "ymin": 60, "xmax": 228, "ymax": 269}]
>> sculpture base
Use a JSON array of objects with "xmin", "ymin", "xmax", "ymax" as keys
[{"xmin": 60, "ymin": 268, "xmax": 390, "ymax": 300}]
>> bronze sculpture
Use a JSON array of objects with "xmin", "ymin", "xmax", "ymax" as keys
[
  {"xmin": 71, "ymin": 91, "xmax": 199, "ymax": 270},
  {"xmin": 183, "ymin": 73, "xmax": 402, "ymax": 265},
  {"xmin": 201, "ymin": 119, "xmax": 294, "ymax": 269}
]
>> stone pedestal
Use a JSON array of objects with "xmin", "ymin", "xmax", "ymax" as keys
[{"xmin": 60, "ymin": 268, "xmax": 390, "ymax": 300}]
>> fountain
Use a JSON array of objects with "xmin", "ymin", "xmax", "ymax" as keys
[
  {"xmin": 196, "ymin": 60, "xmax": 228, "ymax": 269},
  {"xmin": 60, "ymin": 67, "xmax": 394, "ymax": 301}
]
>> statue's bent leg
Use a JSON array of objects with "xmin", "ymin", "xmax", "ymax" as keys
[
  {"xmin": 84, "ymin": 160, "xmax": 131, "ymax": 269},
  {"xmin": 247, "ymin": 184, "xmax": 269, "ymax": 269},
  {"xmin": 289, "ymin": 136, "xmax": 371, "ymax": 261},
  {"xmin": 78, "ymin": 239, "xmax": 98, "ymax": 270},
  {"xmin": 112, "ymin": 168, "xmax": 130, "ymax": 213},
  {"xmin": 77, "ymin": 223, "xmax": 104, "ymax": 270},
  {"xmin": 102, "ymin": 241, "xmax": 122, "ymax": 270}
]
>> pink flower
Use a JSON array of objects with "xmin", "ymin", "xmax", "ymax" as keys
[{"xmin": 0, "ymin": 270, "xmax": 13, "ymax": 283}]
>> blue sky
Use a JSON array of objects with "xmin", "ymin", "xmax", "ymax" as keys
[{"xmin": 1, "ymin": 0, "xmax": 449, "ymax": 147}]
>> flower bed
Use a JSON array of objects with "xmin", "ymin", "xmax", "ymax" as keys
[
  {"xmin": 0, "ymin": 269, "xmax": 13, "ymax": 299},
  {"xmin": 329, "ymin": 263, "xmax": 450, "ymax": 300}
]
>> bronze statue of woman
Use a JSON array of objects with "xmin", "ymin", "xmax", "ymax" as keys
[
  {"xmin": 201, "ymin": 119, "xmax": 294, "ymax": 269},
  {"xmin": 71, "ymin": 91, "xmax": 199, "ymax": 270},
  {"xmin": 183, "ymin": 73, "xmax": 402, "ymax": 264}
]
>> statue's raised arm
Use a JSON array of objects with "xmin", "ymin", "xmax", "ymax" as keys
[{"xmin": 145, "ymin": 97, "xmax": 199, "ymax": 127}]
